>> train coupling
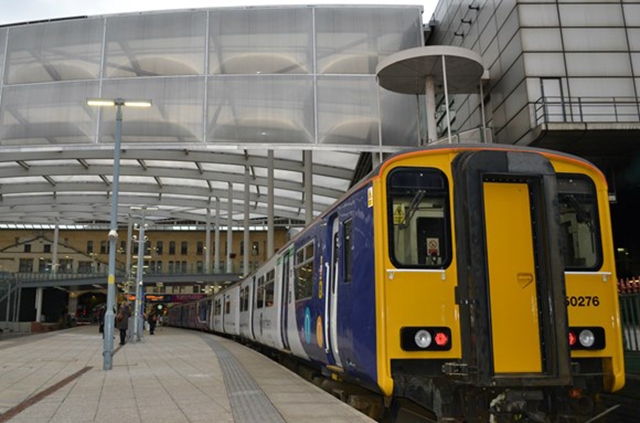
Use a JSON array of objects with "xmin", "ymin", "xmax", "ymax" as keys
[{"xmin": 489, "ymin": 390, "xmax": 546, "ymax": 423}]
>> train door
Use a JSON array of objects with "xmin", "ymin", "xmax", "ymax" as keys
[
  {"xmin": 250, "ymin": 276, "xmax": 256, "ymax": 340},
  {"xmin": 327, "ymin": 217, "xmax": 342, "ymax": 367},
  {"xmin": 453, "ymin": 150, "xmax": 570, "ymax": 386},
  {"xmin": 280, "ymin": 253, "xmax": 291, "ymax": 350}
]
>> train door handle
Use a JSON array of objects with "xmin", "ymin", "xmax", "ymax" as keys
[{"xmin": 517, "ymin": 272, "xmax": 534, "ymax": 289}]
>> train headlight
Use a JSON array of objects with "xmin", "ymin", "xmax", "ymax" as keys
[
  {"xmin": 568, "ymin": 327, "xmax": 605, "ymax": 350},
  {"xmin": 401, "ymin": 327, "xmax": 452, "ymax": 351},
  {"xmin": 578, "ymin": 329, "xmax": 595, "ymax": 348},
  {"xmin": 414, "ymin": 330, "xmax": 432, "ymax": 349}
]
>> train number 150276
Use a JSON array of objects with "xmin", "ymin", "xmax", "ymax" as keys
[{"xmin": 565, "ymin": 296, "xmax": 600, "ymax": 307}]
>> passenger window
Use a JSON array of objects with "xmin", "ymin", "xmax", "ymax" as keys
[
  {"xmin": 387, "ymin": 168, "xmax": 450, "ymax": 268},
  {"xmin": 256, "ymin": 276, "xmax": 265, "ymax": 309},
  {"xmin": 343, "ymin": 219, "xmax": 353, "ymax": 283},
  {"xmin": 557, "ymin": 174, "xmax": 602, "ymax": 270},
  {"xmin": 265, "ymin": 270, "xmax": 275, "ymax": 307},
  {"xmin": 294, "ymin": 240, "xmax": 314, "ymax": 300}
]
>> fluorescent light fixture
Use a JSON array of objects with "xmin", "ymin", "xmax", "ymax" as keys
[
  {"xmin": 87, "ymin": 99, "xmax": 116, "ymax": 107},
  {"xmin": 87, "ymin": 98, "xmax": 152, "ymax": 108},
  {"xmin": 123, "ymin": 100, "xmax": 152, "ymax": 108}
]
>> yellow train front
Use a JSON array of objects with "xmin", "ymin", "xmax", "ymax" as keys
[{"xmin": 372, "ymin": 145, "xmax": 624, "ymax": 422}]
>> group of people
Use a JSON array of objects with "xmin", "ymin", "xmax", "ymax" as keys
[{"xmin": 98, "ymin": 300, "xmax": 160, "ymax": 345}]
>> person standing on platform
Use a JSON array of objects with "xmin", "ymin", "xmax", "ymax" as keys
[
  {"xmin": 116, "ymin": 300, "xmax": 132, "ymax": 345},
  {"xmin": 148, "ymin": 308, "xmax": 158, "ymax": 335}
]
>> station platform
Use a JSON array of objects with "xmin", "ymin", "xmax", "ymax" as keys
[{"xmin": 0, "ymin": 324, "xmax": 375, "ymax": 423}]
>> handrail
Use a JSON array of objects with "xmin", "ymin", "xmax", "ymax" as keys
[{"xmin": 534, "ymin": 96, "xmax": 640, "ymax": 125}]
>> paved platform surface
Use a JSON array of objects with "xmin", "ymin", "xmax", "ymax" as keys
[{"xmin": 0, "ymin": 324, "xmax": 375, "ymax": 423}]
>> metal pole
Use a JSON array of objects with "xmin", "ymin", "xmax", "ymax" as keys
[
  {"xmin": 35, "ymin": 287, "xmax": 43, "ymax": 323},
  {"xmin": 134, "ymin": 210, "xmax": 146, "ymax": 342},
  {"xmin": 103, "ymin": 101, "xmax": 123, "ymax": 370},
  {"xmin": 442, "ymin": 56, "xmax": 452, "ymax": 144}
]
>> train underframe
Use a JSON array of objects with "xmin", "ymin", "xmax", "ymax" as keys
[{"xmin": 391, "ymin": 360, "xmax": 617, "ymax": 423}]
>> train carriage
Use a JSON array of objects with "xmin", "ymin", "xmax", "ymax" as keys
[{"xmin": 168, "ymin": 144, "xmax": 624, "ymax": 422}]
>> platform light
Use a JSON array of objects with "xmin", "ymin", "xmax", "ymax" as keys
[{"xmin": 87, "ymin": 97, "xmax": 152, "ymax": 371}]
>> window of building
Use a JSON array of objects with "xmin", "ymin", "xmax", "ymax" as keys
[
  {"xmin": 38, "ymin": 259, "xmax": 52, "ymax": 273},
  {"xmin": 59, "ymin": 259, "xmax": 73, "ymax": 273},
  {"xmin": 120, "ymin": 240, "xmax": 126, "ymax": 254},
  {"xmin": 43, "ymin": 244, "xmax": 51, "ymax": 253},
  {"xmin": 387, "ymin": 168, "xmax": 451, "ymax": 268},
  {"xmin": 169, "ymin": 241, "xmax": 176, "ymax": 255},
  {"xmin": 156, "ymin": 241, "xmax": 163, "ymax": 255},
  {"xmin": 78, "ymin": 261, "xmax": 93, "ymax": 273},
  {"xmin": 181, "ymin": 261, "xmax": 187, "ymax": 273},
  {"xmin": 240, "ymin": 240, "xmax": 244, "ymax": 255},
  {"xmin": 100, "ymin": 240, "xmax": 107, "ymax": 254},
  {"xmin": 196, "ymin": 261, "xmax": 203, "ymax": 273},
  {"xmin": 181, "ymin": 241, "xmax": 188, "ymax": 255},
  {"xmin": 87, "ymin": 240, "xmax": 94, "ymax": 254},
  {"xmin": 19, "ymin": 258, "xmax": 34, "ymax": 273},
  {"xmin": 294, "ymin": 241, "xmax": 314, "ymax": 300},
  {"xmin": 252, "ymin": 241, "xmax": 259, "ymax": 257},
  {"xmin": 168, "ymin": 261, "xmax": 175, "ymax": 273},
  {"xmin": 24, "ymin": 244, "xmax": 32, "ymax": 253},
  {"xmin": 197, "ymin": 241, "xmax": 203, "ymax": 255},
  {"xmin": 557, "ymin": 174, "xmax": 602, "ymax": 270}
]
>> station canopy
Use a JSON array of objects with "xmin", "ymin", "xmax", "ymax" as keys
[{"xmin": 0, "ymin": 5, "xmax": 427, "ymax": 228}]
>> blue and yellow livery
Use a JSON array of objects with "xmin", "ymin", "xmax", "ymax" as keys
[{"xmin": 169, "ymin": 144, "xmax": 624, "ymax": 422}]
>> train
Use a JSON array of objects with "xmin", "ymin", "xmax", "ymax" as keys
[{"xmin": 167, "ymin": 144, "xmax": 625, "ymax": 422}]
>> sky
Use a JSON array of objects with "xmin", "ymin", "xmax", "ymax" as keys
[{"xmin": 0, "ymin": 0, "xmax": 439, "ymax": 26}]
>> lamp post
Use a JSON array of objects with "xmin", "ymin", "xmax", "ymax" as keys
[
  {"xmin": 130, "ymin": 206, "xmax": 157, "ymax": 342},
  {"xmin": 87, "ymin": 97, "xmax": 152, "ymax": 370}
]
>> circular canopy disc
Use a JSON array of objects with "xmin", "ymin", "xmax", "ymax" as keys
[{"xmin": 376, "ymin": 46, "xmax": 485, "ymax": 95}]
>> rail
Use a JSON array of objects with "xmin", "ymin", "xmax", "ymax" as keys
[
  {"xmin": 619, "ymin": 278, "xmax": 640, "ymax": 373},
  {"xmin": 534, "ymin": 96, "xmax": 640, "ymax": 125}
]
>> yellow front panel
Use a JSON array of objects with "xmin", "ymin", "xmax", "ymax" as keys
[{"xmin": 484, "ymin": 182, "xmax": 542, "ymax": 373}]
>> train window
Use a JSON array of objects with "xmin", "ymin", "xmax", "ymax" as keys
[
  {"xmin": 344, "ymin": 219, "xmax": 353, "ymax": 283},
  {"xmin": 265, "ymin": 270, "xmax": 275, "ymax": 307},
  {"xmin": 214, "ymin": 299, "xmax": 221, "ymax": 316},
  {"xmin": 240, "ymin": 287, "xmax": 246, "ymax": 312},
  {"xmin": 387, "ymin": 168, "xmax": 451, "ymax": 268},
  {"xmin": 225, "ymin": 297, "xmax": 231, "ymax": 314},
  {"xmin": 557, "ymin": 174, "xmax": 602, "ymax": 270},
  {"xmin": 256, "ymin": 276, "xmax": 265, "ymax": 309},
  {"xmin": 294, "ymin": 240, "xmax": 315, "ymax": 300}
]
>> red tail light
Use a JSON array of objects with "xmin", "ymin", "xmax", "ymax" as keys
[{"xmin": 434, "ymin": 332, "xmax": 449, "ymax": 346}]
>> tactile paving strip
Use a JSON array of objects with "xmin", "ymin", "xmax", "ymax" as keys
[{"xmin": 199, "ymin": 334, "xmax": 286, "ymax": 423}]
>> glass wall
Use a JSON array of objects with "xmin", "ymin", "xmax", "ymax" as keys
[{"xmin": 0, "ymin": 6, "xmax": 424, "ymax": 148}]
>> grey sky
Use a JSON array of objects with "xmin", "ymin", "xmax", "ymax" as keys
[{"xmin": 0, "ymin": 0, "xmax": 438, "ymax": 25}]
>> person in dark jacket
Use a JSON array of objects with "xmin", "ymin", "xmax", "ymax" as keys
[
  {"xmin": 116, "ymin": 300, "xmax": 132, "ymax": 345},
  {"xmin": 147, "ymin": 308, "xmax": 158, "ymax": 335}
]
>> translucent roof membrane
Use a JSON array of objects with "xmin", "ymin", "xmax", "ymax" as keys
[{"xmin": 0, "ymin": 6, "xmax": 424, "ymax": 227}]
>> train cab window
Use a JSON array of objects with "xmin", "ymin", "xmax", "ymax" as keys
[
  {"xmin": 294, "ymin": 240, "xmax": 315, "ymax": 300},
  {"xmin": 265, "ymin": 270, "xmax": 275, "ymax": 307},
  {"xmin": 387, "ymin": 168, "xmax": 451, "ymax": 268},
  {"xmin": 557, "ymin": 175, "xmax": 602, "ymax": 270}
]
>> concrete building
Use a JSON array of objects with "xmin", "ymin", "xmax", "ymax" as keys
[{"xmin": 426, "ymin": 0, "xmax": 640, "ymax": 275}]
